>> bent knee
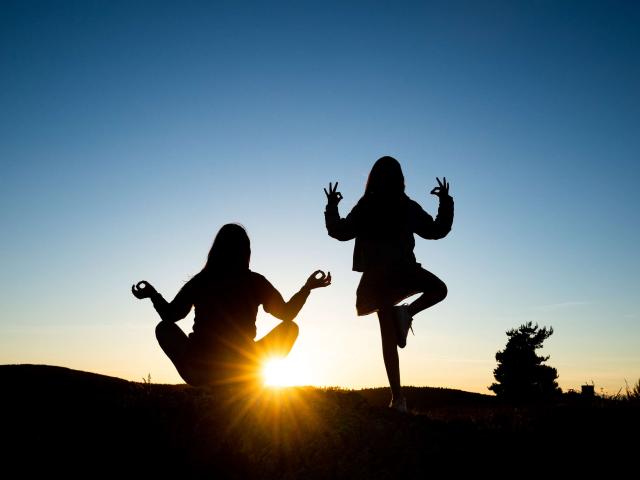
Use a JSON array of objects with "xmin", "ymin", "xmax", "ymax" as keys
[
  {"xmin": 285, "ymin": 321, "xmax": 299, "ymax": 339},
  {"xmin": 155, "ymin": 320, "xmax": 184, "ymax": 347},
  {"xmin": 429, "ymin": 281, "xmax": 447, "ymax": 305},
  {"xmin": 155, "ymin": 321, "xmax": 168, "ymax": 340},
  {"xmin": 155, "ymin": 320, "xmax": 172, "ymax": 340},
  {"xmin": 439, "ymin": 282, "xmax": 448, "ymax": 302}
]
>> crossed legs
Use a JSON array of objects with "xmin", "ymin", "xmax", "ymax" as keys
[{"xmin": 155, "ymin": 320, "xmax": 299, "ymax": 387}]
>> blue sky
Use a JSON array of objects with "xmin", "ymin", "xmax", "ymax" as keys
[{"xmin": 1, "ymin": 0, "xmax": 638, "ymax": 392}]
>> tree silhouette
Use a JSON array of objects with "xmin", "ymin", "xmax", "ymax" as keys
[{"xmin": 489, "ymin": 322, "xmax": 562, "ymax": 402}]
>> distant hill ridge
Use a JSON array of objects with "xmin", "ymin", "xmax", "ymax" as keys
[{"xmin": 0, "ymin": 364, "xmax": 492, "ymax": 408}]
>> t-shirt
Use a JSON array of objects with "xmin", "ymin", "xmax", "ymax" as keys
[{"xmin": 153, "ymin": 270, "xmax": 288, "ymax": 349}]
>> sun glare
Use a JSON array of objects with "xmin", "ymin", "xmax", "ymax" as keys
[{"xmin": 262, "ymin": 357, "xmax": 307, "ymax": 387}]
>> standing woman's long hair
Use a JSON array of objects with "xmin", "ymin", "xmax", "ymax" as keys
[
  {"xmin": 364, "ymin": 156, "xmax": 406, "ymax": 198},
  {"xmin": 360, "ymin": 157, "xmax": 409, "ymax": 232},
  {"xmin": 200, "ymin": 224, "xmax": 251, "ymax": 277}
]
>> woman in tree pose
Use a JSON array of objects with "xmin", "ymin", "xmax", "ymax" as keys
[
  {"xmin": 132, "ymin": 223, "xmax": 331, "ymax": 387},
  {"xmin": 324, "ymin": 156, "xmax": 454, "ymax": 411}
]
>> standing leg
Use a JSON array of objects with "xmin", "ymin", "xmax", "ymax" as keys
[
  {"xmin": 378, "ymin": 308, "xmax": 402, "ymax": 402},
  {"xmin": 406, "ymin": 269, "xmax": 448, "ymax": 318}
]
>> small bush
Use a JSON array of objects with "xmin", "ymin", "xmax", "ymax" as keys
[{"xmin": 625, "ymin": 379, "xmax": 640, "ymax": 402}]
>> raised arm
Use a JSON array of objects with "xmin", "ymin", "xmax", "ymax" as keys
[
  {"xmin": 413, "ymin": 177, "xmax": 454, "ymax": 240},
  {"xmin": 131, "ymin": 279, "xmax": 194, "ymax": 323},
  {"xmin": 262, "ymin": 271, "xmax": 332, "ymax": 322},
  {"xmin": 324, "ymin": 181, "xmax": 357, "ymax": 241}
]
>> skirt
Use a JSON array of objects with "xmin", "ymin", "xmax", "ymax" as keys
[{"xmin": 356, "ymin": 262, "xmax": 443, "ymax": 316}]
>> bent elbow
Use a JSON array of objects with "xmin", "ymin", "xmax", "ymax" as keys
[
  {"xmin": 420, "ymin": 227, "xmax": 451, "ymax": 240},
  {"xmin": 434, "ymin": 229, "xmax": 451, "ymax": 240},
  {"xmin": 327, "ymin": 229, "xmax": 343, "ymax": 241},
  {"xmin": 327, "ymin": 228, "xmax": 354, "ymax": 242},
  {"xmin": 432, "ymin": 221, "xmax": 453, "ymax": 239}
]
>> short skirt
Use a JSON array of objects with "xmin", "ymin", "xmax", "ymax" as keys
[{"xmin": 356, "ymin": 263, "xmax": 440, "ymax": 316}]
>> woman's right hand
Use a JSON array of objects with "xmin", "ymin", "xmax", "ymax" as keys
[
  {"xmin": 131, "ymin": 280, "xmax": 157, "ymax": 299},
  {"xmin": 430, "ymin": 177, "xmax": 450, "ymax": 198},
  {"xmin": 324, "ymin": 182, "xmax": 343, "ymax": 207}
]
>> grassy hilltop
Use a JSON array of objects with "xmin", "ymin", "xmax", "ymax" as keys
[{"xmin": 1, "ymin": 365, "xmax": 638, "ymax": 478}]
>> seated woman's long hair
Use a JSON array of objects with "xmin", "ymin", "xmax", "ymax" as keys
[{"xmin": 201, "ymin": 223, "xmax": 251, "ymax": 277}]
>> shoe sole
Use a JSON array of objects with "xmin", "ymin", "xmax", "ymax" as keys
[{"xmin": 394, "ymin": 307, "xmax": 410, "ymax": 348}]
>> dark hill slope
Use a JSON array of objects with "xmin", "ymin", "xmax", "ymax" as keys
[{"xmin": 1, "ymin": 365, "xmax": 637, "ymax": 478}]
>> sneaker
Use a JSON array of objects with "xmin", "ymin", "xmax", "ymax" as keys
[
  {"xmin": 389, "ymin": 396, "xmax": 408, "ymax": 413},
  {"xmin": 394, "ymin": 304, "xmax": 414, "ymax": 348}
]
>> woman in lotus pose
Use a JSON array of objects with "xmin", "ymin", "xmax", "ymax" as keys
[
  {"xmin": 324, "ymin": 156, "xmax": 454, "ymax": 411},
  {"xmin": 132, "ymin": 223, "xmax": 331, "ymax": 387}
]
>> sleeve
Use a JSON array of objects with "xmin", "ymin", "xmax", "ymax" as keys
[
  {"xmin": 260, "ymin": 275, "xmax": 310, "ymax": 322},
  {"xmin": 325, "ymin": 202, "xmax": 359, "ymax": 241},
  {"xmin": 413, "ymin": 195, "xmax": 454, "ymax": 240},
  {"xmin": 150, "ymin": 277, "xmax": 195, "ymax": 323}
]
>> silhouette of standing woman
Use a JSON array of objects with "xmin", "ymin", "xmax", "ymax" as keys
[
  {"xmin": 132, "ymin": 223, "xmax": 331, "ymax": 387},
  {"xmin": 324, "ymin": 157, "xmax": 454, "ymax": 412}
]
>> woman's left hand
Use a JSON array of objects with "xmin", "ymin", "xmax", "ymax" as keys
[{"xmin": 304, "ymin": 270, "xmax": 332, "ymax": 290}]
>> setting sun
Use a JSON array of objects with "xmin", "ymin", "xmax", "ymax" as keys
[{"xmin": 262, "ymin": 357, "xmax": 309, "ymax": 387}]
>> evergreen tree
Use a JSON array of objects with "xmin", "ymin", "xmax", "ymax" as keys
[{"xmin": 489, "ymin": 322, "xmax": 561, "ymax": 402}]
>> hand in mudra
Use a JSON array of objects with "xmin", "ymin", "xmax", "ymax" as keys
[
  {"xmin": 131, "ymin": 280, "xmax": 157, "ymax": 299},
  {"xmin": 305, "ymin": 270, "xmax": 332, "ymax": 290},
  {"xmin": 430, "ymin": 177, "xmax": 450, "ymax": 198},
  {"xmin": 324, "ymin": 182, "xmax": 343, "ymax": 207}
]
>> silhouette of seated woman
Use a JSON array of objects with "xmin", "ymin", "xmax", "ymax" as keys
[{"xmin": 132, "ymin": 223, "xmax": 331, "ymax": 387}]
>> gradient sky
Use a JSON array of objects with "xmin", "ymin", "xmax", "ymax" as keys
[{"xmin": 1, "ymin": 0, "xmax": 638, "ymax": 393}]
